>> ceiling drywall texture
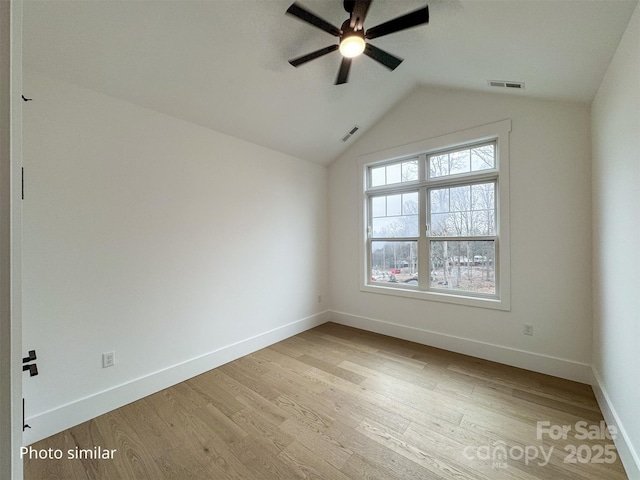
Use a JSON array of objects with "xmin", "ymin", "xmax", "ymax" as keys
[{"xmin": 24, "ymin": 0, "xmax": 638, "ymax": 165}]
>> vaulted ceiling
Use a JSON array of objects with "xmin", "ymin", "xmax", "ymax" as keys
[{"xmin": 24, "ymin": 0, "xmax": 638, "ymax": 165}]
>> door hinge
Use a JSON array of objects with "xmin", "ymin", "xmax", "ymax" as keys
[
  {"xmin": 22, "ymin": 349, "xmax": 38, "ymax": 377},
  {"xmin": 21, "ymin": 167, "xmax": 24, "ymax": 200}
]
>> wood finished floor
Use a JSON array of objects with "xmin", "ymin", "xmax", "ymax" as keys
[{"xmin": 25, "ymin": 322, "xmax": 628, "ymax": 479}]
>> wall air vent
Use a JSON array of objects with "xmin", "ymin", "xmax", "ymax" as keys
[
  {"xmin": 341, "ymin": 126, "xmax": 360, "ymax": 142},
  {"xmin": 489, "ymin": 80, "xmax": 525, "ymax": 89}
]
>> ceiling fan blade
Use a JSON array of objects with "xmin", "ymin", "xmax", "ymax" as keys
[
  {"xmin": 286, "ymin": 2, "xmax": 342, "ymax": 37},
  {"xmin": 364, "ymin": 43, "xmax": 403, "ymax": 70},
  {"xmin": 349, "ymin": 0, "xmax": 372, "ymax": 30},
  {"xmin": 365, "ymin": 6, "xmax": 429, "ymax": 40},
  {"xmin": 289, "ymin": 45, "xmax": 339, "ymax": 67},
  {"xmin": 335, "ymin": 57, "xmax": 352, "ymax": 85}
]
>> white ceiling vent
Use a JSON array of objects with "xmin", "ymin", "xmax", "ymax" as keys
[
  {"xmin": 341, "ymin": 126, "xmax": 360, "ymax": 142},
  {"xmin": 489, "ymin": 80, "xmax": 525, "ymax": 89}
]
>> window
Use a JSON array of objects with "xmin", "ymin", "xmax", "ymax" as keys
[{"xmin": 359, "ymin": 120, "xmax": 511, "ymax": 310}]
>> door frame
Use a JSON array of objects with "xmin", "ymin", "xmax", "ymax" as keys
[{"xmin": 1, "ymin": 0, "xmax": 23, "ymax": 478}]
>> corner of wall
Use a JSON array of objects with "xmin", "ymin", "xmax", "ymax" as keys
[{"xmin": 592, "ymin": 367, "xmax": 640, "ymax": 479}]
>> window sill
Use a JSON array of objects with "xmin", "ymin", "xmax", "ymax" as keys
[{"xmin": 361, "ymin": 283, "xmax": 510, "ymax": 311}]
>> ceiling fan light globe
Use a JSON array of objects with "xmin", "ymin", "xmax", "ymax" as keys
[{"xmin": 339, "ymin": 35, "xmax": 365, "ymax": 58}]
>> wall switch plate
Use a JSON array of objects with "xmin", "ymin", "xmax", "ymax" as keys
[
  {"xmin": 523, "ymin": 324, "xmax": 534, "ymax": 336},
  {"xmin": 102, "ymin": 351, "xmax": 115, "ymax": 368}
]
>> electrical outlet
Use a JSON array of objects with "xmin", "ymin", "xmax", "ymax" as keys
[
  {"xmin": 102, "ymin": 351, "xmax": 115, "ymax": 368},
  {"xmin": 523, "ymin": 324, "xmax": 534, "ymax": 336}
]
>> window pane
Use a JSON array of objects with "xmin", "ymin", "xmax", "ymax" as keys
[
  {"xmin": 429, "ymin": 154, "xmax": 449, "ymax": 178},
  {"xmin": 371, "ymin": 192, "xmax": 419, "ymax": 238},
  {"xmin": 402, "ymin": 192, "xmax": 418, "ymax": 215},
  {"xmin": 449, "ymin": 185, "xmax": 470, "ymax": 211},
  {"xmin": 429, "ymin": 182, "xmax": 495, "ymax": 236},
  {"xmin": 471, "ymin": 144, "xmax": 495, "ymax": 171},
  {"xmin": 387, "ymin": 194, "xmax": 401, "ymax": 216},
  {"xmin": 401, "ymin": 160, "xmax": 418, "ymax": 182},
  {"xmin": 430, "ymin": 189, "xmax": 449, "ymax": 213},
  {"xmin": 371, "ymin": 166, "xmax": 386, "ymax": 187},
  {"xmin": 429, "ymin": 240, "xmax": 495, "ymax": 294},
  {"xmin": 449, "ymin": 149, "xmax": 471, "ymax": 175},
  {"xmin": 470, "ymin": 183, "xmax": 495, "ymax": 235},
  {"xmin": 387, "ymin": 163, "xmax": 401, "ymax": 184},
  {"xmin": 371, "ymin": 196, "xmax": 386, "ymax": 218},
  {"xmin": 369, "ymin": 158, "xmax": 419, "ymax": 187},
  {"xmin": 371, "ymin": 241, "xmax": 418, "ymax": 285}
]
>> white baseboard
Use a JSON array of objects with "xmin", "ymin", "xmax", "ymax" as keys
[
  {"xmin": 592, "ymin": 368, "xmax": 640, "ymax": 480},
  {"xmin": 329, "ymin": 311, "xmax": 593, "ymax": 384},
  {"xmin": 23, "ymin": 311, "xmax": 329, "ymax": 445}
]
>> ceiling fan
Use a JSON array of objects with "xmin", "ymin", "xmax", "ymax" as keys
[{"xmin": 286, "ymin": 0, "xmax": 429, "ymax": 85}]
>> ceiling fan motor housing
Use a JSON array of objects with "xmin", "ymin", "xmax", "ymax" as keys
[{"xmin": 341, "ymin": 19, "xmax": 363, "ymax": 36}]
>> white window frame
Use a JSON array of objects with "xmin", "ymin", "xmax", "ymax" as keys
[{"xmin": 358, "ymin": 120, "xmax": 511, "ymax": 311}]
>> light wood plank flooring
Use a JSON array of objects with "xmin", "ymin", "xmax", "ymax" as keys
[{"xmin": 25, "ymin": 323, "xmax": 628, "ymax": 479}]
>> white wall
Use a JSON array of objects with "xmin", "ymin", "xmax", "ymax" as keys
[
  {"xmin": 591, "ymin": 3, "xmax": 640, "ymax": 477},
  {"xmin": 22, "ymin": 73, "xmax": 328, "ymax": 444},
  {"xmin": 328, "ymin": 86, "xmax": 593, "ymax": 382}
]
